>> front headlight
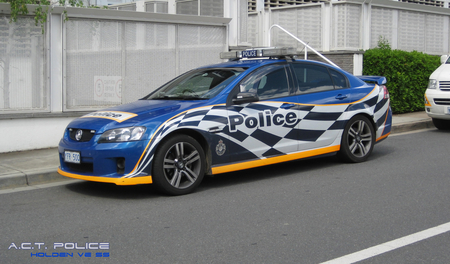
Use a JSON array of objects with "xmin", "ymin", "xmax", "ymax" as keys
[
  {"xmin": 98, "ymin": 127, "xmax": 146, "ymax": 143},
  {"xmin": 427, "ymin": 79, "xmax": 438, "ymax": 89}
]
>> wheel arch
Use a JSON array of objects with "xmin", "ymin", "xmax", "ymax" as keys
[
  {"xmin": 346, "ymin": 112, "xmax": 377, "ymax": 133},
  {"xmin": 156, "ymin": 128, "xmax": 212, "ymax": 175}
]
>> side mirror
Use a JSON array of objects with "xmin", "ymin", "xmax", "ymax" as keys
[
  {"xmin": 232, "ymin": 92, "xmax": 259, "ymax": 104},
  {"xmin": 440, "ymin": 55, "xmax": 448, "ymax": 64}
]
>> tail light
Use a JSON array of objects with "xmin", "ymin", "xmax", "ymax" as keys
[{"xmin": 381, "ymin": 85, "xmax": 389, "ymax": 100}]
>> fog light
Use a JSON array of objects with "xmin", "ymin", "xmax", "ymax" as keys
[{"xmin": 117, "ymin": 158, "xmax": 125, "ymax": 174}]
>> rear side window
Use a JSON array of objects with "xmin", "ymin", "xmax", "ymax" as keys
[
  {"xmin": 329, "ymin": 69, "xmax": 349, "ymax": 89},
  {"xmin": 291, "ymin": 63, "xmax": 348, "ymax": 93}
]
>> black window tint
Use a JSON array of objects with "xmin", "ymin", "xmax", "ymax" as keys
[
  {"xmin": 240, "ymin": 64, "xmax": 290, "ymax": 100},
  {"xmin": 292, "ymin": 64, "xmax": 334, "ymax": 93},
  {"xmin": 329, "ymin": 69, "xmax": 349, "ymax": 89}
]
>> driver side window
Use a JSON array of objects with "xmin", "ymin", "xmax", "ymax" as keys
[{"xmin": 240, "ymin": 64, "xmax": 291, "ymax": 100}]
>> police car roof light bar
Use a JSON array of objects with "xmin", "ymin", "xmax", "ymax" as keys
[{"xmin": 220, "ymin": 47, "xmax": 298, "ymax": 60}]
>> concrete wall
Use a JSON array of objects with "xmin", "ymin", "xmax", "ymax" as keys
[{"xmin": 0, "ymin": 117, "xmax": 75, "ymax": 153}]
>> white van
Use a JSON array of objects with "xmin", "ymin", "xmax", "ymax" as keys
[{"xmin": 425, "ymin": 55, "xmax": 450, "ymax": 130}]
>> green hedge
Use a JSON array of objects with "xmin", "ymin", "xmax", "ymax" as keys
[{"xmin": 363, "ymin": 46, "xmax": 440, "ymax": 114}]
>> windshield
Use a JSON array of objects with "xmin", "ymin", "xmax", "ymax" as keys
[{"xmin": 145, "ymin": 68, "xmax": 245, "ymax": 100}]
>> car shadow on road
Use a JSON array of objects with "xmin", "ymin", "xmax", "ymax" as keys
[
  {"xmin": 65, "ymin": 180, "xmax": 159, "ymax": 199},
  {"xmin": 196, "ymin": 154, "xmax": 342, "ymax": 192}
]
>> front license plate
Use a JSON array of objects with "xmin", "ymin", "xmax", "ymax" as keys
[{"xmin": 65, "ymin": 151, "xmax": 80, "ymax": 164}]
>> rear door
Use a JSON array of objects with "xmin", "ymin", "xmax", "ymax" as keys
[{"xmin": 290, "ymin": 62, "xmax": 351, "ymax": 151}]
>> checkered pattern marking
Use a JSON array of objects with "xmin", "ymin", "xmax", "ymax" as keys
[{"xmin": 126, "ymin": 86, "xmax": 391, "ymax": 178}]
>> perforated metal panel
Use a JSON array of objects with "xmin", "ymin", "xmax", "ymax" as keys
[
  {"xmin": 272, "ymin": 9, "xmax": 298, "ymax": 47},
  {"xmin": 370, "ymin": 7, "xmax": 394, "ymax": 48},
  {"xmin": 124, "ymin": 23, "xmax": 176, "ymax": 103},
  {"xmin": 176, "ymin": 0, "xmax": 224, "ymax": 16},
  {"xmin": 0, "ymin": 16, "xmax": 47, "ymax": 112},
  {"xmin": 65, "ymin": 18, "xmax": 226, "ymax": 111},
  {"xmin": 398, "ymin": 10, "xmax": 425, "ymax": 51},
  {"xmin": 177, "ymin": 0, "xmax": 199, "ymax": 15},
  {"xmin": 271, "ymin": 6, "xmax": 322, "ymax": 50},
  {"xmin": 248, "ymin": 13, "xmax": 257, "ymax": 46},
  {"xmin": 178, "ymin": 25, "xmax": 226, "ymax": 74},
  {"xmin": 201, "ymin": 0, "xmax": 224, "ymax": 17},
  {"xmin": 239, "ymin": 0, "xmax": 248, "ymax": 43},
  {"xmin": 425, "ymin": 14, "xmax": 446, "ymax": 53},
  {"xmin": 332, "ymin": 4, "xmax": 361, "ymax": 50},
  {"xmin": 146, "ymin": 1, "xmax": 169, "ymax": 13},
  {"xmin": 65, "ymin": 20, "xmax": 122, "ymax": 110}
]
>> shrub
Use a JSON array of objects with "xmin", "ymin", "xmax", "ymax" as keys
[{"xmin": 363, "ymin": 38, "xmax": 441, "ymax": 114}]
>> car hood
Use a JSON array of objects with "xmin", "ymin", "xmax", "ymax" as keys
[
  {"xmin": 66, "ymin": 99, "xmax": 208, "ymax": 134},
  {"xmin": 430, "ymin": 63, "xmax": 450, "ymax": 81}
]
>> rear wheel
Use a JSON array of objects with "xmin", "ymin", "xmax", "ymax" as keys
[
  {"xmin": 432, "ymin": 118, "xmax": 450, "ymax": 130},
  {"xmin": 153, "ymin": 135, "xmax": 205, "ymax": 195},
  {"xmin": 338, "ymin": 115, "xmax": 375, "ymax": 163}
]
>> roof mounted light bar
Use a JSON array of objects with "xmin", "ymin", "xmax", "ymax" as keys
[{"xmin": 220, "ymin": 47, "xmax": 298, "ymax": 60}]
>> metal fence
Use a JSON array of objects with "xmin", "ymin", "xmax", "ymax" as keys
[
  {"xmin": 0, "ymin": 5, "xmax": 229, "ymax": 113},
  {"xmin": 250, "ymin": 0, "xmax": 450, "ymax": 54},
  {"xmin": 0, "ymin": 16, "xmax": 47, "ymax": 113},
  {"xmin": 3, "ymin": 0, "xmax": 450, "ymax": 114},
  {"xmin": 64, "ymin": 19, "xmax": 226, "ymax": 110}
]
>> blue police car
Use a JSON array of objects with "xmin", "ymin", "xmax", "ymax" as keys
[{"xmin": 58, "ymin": 48, "xmax": 392, "ymax": 195}]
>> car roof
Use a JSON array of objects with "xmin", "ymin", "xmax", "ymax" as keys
[{"xmin": 200, "ymin": 58, "xmax": 347, "ymax": 72}]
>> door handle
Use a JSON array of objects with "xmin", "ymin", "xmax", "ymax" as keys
[
  {"xmin": 335, "ymin": 94, "xmax": 348, "ymax": 100},
  {"xmin": 281, "ymin": 103, "xmax": 295, "ymax": 109}
]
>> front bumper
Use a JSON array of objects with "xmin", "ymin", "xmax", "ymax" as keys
[
  {"xmin": 58, "ymin": 135, "xmax": 154, "ymax": 185},
  {"xmin": 58, "ymin": 168, "xmax": 153, "ymax": 185},
  {"xmin": 425, "ymin": 90, "xmax": 450, "ymax": 120}
]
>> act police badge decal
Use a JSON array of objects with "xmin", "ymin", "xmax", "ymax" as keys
[{"xmin": 216, "ymin": 139, "xmax": 226, "ymax": 156}]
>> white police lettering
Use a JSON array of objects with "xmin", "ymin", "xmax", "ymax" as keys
[
  {"xmin": 242, "ymin": 50, "xmax": 257, "ymax": 58},
  {"xmin": 82, "ymin": 111, "xmax": 137, "ymax": 123},
  {"xmin": 228, "ymin": 110, "xmax": 298, "ymax": 132}
]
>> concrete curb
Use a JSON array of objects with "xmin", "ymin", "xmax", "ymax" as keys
[
  {"xmin": 0, "ymin": 168, "xmax": 70, "ymax": 190},
  {"xmin": 391, "ymin": 119, "xmax": 434, "ymax": 134}
]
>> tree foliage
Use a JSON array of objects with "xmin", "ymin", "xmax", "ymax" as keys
[
  {"xmin": 363, "ymin": 37, "xmax": 441, "ymax": 114},
  {"xmin": 0, "ymin": 0, "xmax": 92, "ymax": 33}
]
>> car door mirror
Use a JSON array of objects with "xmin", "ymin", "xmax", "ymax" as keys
[{"xmin": 232, "ymin": 92, "xmax": 259, "ymax": 104}]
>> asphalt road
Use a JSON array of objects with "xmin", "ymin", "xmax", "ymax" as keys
[{"xmin": 1, "ymin": 128, "xmax": 450, "ymax": 264}]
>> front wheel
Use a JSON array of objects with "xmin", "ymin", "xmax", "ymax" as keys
[
  {"xmin": 338, "ymin": 115, "xmax": 375, "ymax": 163},
  {"xmin": 153, "ymin": 135, "xmax": 205, "ymax": 195}
]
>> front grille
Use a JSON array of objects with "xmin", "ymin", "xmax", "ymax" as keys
[
  {"xmin": 69, "ymin": 128, "xmax": 96, "ymax": 142},
  {"xmin": 439, "ymin": 81, "xmax": 450, "ymax": 91},
  {"xmin": 434, "ymin": 98, "xmax": 450, "ymax": 105}
]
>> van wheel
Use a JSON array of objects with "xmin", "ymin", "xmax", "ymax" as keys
[
  {"xmin": 432, "ymin": 118, "xmax": 450, "ymax": 130},
  {"xmin": 153, "ymin": 135, "xmax": 205, "ymax": 195},
  {"xmin": 338, "ymin": 115, "xmax": 375, "ymax": 163}
]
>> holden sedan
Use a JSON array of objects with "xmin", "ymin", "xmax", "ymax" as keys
[{"xmin": 58, "ymin": 48, "xmax": 392, "ymax": 195}]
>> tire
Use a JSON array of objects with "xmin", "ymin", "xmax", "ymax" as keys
[
  {"xmin": 152, "ymin": 135, "xmax": 205, "ymax": 195},
  {"xmin": 432, "ymin": 118, "xmax": 450, "ymax": 130},
  {"xmin": 338, "ymin": 115, "xmax": 375, "ymax": 163}
]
